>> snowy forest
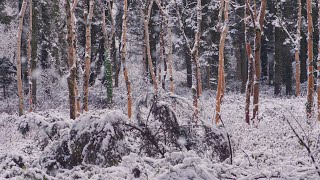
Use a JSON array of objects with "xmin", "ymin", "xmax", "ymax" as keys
[{"xmin": 2, "ymin": 0, "xmax": 320, "ymax": 179}]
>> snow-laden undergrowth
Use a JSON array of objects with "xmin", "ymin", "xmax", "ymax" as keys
[{"xmin": 1, "ymin": 94, "xmax": 320, "ymax": 179}]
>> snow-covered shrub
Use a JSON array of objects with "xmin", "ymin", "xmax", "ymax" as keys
[
  {"xmin": 68, "ymin": 110, "xmax": 129, "ymax": 167},
  {"xmin": 133, "ymin": 96, "xmax": 230, "ymax": 162},
  {"xmin": 0, "ymin": 154, "xmax": 25, "ymax": 178},
  {"xmin": 18, "ymin": 113, "xmax": 70, "ymax": 150},
  {"xmin": 40, "ymin": 110, "xmax": 130, "ymax": 173}
]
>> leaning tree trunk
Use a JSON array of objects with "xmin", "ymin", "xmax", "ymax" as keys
[
  {"xmin": 144, "ymin": 0, "xmax": 159, "ymax": 95},
  {"xmin": 121, "ymin": 0, "xmax": 133, "ymax": 118},
  {"xmin": 296, "ymin": 0, "xmax": 302, "ymax": 97},
  {"xmin": 307, "ymin": 0, "xmax": 313, "ymax": 118},
  {"xmin": 27, "ymin": 0, "xmax": 33, "ymax": 112},
  {"xmin": 214, "ymin": 0, "xmax": 229, "ymax": 124},
  {"xmin": 83, "ymin": 0, "xmax": 94, "ymax": 111},
  {"xmin": 65, "ymin": 0, "xmax": 78, "ymax": 120},
  {"xmin": 17, "ymin": 0, "xmax": 27, "ymax": 116},
  {"xmin": 252, "ymin": 0, "xmax": 267, "ymax": 120}
]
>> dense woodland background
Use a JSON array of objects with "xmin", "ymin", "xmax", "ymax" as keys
[{"xmin": 0, "ymin": 0, "xmax": 315, "ymax": 113}]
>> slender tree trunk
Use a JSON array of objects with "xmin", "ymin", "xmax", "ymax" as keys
[
  {"xmin": 17, "ymin": 0, "xmax": 27, "ymax": 116},
  {"xmin": 27, "ymin": 0, "xmax": 33, "ymax": 112},
  {"xmin": 214, "ymin": 0, "xmax": 229, "ymax": 124},
  {"xmin": 194, "ymin": 0, "xmax": 202, "ymax": 97},
  {"xmin": 296, "ymin": 0, "xmax": 302, "ymax": 96},
  {"xmin": 307, "ymin": 0, "xmax": 314, "ymax": 118},
  {"xmin": 103, "ymin": 0, "xmax": 113, "ymax": 106},
  {"xmin": 83, "ymin": 0, "xmax": 94, "ymax": 111},
  {"xmin": 31, "ymin": 0, "xmax": 37, "ymax": 105},
  {"xmin": 144, "ymin": 0, "xmax": 158, "ymax": 95},
  {"xmin": 65, "ymin": 0, "xmax": 78, "ymax": 120},
  {"xmin": 121, "ymin": 0, "xmax": 132, "ymax": 118},
  {"xmin": 252, "ymin": 0, "xmax": 267, "ymax": 120},
  {"xmin": 244, "ymin": 1, "xmax": 253, "ymax": 124},
  {"xmin": 168, "ymin": 26, "xmax": 174, "ymax": 94},
  {"xmin": 318, "ymin": 0, "xmax": 320, "ymax": 120}
]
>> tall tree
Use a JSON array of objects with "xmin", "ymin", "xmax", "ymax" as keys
[
  {"xmin": 307, "ymin": 0, "xmax": 313, "ymax": 118},
  {"xmin": 252, "ymin": 0, "xmax": 267, "ymax": 120},
  {"xmin": 215, "ymin": 0, "xmax": 229, "ymax": 124},
  {"xmin": 143, "ymin": 0, "xmax": 159, "ymax": 95},
  {"xmin": 121, "ymin": 0, "xmax": 133, "ymax": 118},
  {"xmin": 83, "ymin": 0, "xmax": 94, "ymax": 111},
  {"xmin": 17, "ymin": 0, "xmax": 27, "ymax": 116},
  {"xmin": 296, "ymin": 0, "xmax": 302, "ymax": 96},
  {"xmin": 27, "ymin": 0, "xmax": 33, "ymax": 112},
  {"xmin": 318, "ymin": 0, "xmax": 320, "ymax": 120},
  {"xmin": 65, "ymin": 0, "xmax": 79, "ymax": 120}
]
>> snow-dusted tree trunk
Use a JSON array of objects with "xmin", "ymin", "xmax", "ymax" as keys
[
  {"xmin": 295, "ymin": 0, "xmax": 302, "ymax": 97},
  {"xmin": 121, "ymin": 0, "xmax": 132, "ymax": 119},
  {"xmin": 83, "ymin": 0, "xmax": 94, "ymax": 112},
  {"xmin": 174, "ymin": 0, "xmax": 202, "ymax": 121},
  {"xmin": 144, "ymin": 0, "xmax": 159, "ymax": 95},
  {"xmin": 244, "ymin": 0, "xmax": 254, "ymax": 124},
  {"xmin": 307, "ymin": 0, "xmax": 313, "ymax": 118},
  {"xmin": 102, "ymin": 0, "xmax": 113, "ymax": 107},
  {"xmin": 65, "ymin": 0, "xmax": 78, "ymax": 120},
  {"xmin": 252, "ymin": 0, "xmax": 267, "ymax": 120},
  {"xmin": 214, "ymin": 0, "xmax": 229, "ymax": 124},
  {"xmin": 168, "ymin": 26, "xmax": 174, "ymax": 94},
  {"xmin": 318, "ymin": 0, "xmax": 320, "ymax": 120},
  {"xmin": 27, "ymin": 0, "xmax": 33, "ymax": 112},
  {"xmin": 17, "ymin": 0, "xmax": 27, "ymax": 116},
  {"xmin": 193, "ymin": 0, "xmax": 202, "ymax": 98}
]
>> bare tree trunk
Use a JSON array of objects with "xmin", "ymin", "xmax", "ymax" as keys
[
  {"xmin": 144, "ymin": 0, "xmax": 158, "ymax": 95},
  {"xmin": 244, "ymin": 0, "xmax": 253, "ymax": 124},
  {"xmin": 193, "ymin": 0, "xmax": 202, "ymax": 98},
  {"xmin": 83, "ymin": 0, "xmax": 94, "ymax": 112},
  {"xmin": 214, "ymin": 0, "xmax": 229, "ymax": 124},
  {"xmin": 252, "ymin": 0, "xmax": 267, "ymax": 120},
  {"xmin": 65, "ymin": 0, "xmax": 78, "ymax": 120},
  {"xmin": 121, "ymin": 0, "xmax": 132, "ymax": 118},
  {"xmin": 27, "ymin": 0, "xmax": 33, "ymax": 112},
  {"xmin": 168, "ymin": 26, "xmax": 174, "ymax": 94},
  {"xmin": 17, "ymin": 0, "xmax": 27, "ymax": 116},
  {"xmin": 307, "ymin": 0, "xmax": 313, "ymax": 118},
  {"xmin": 296, "ymin": 0, "xmax": 302, "ymax": 96},
  {"xmin": 318, "ymin": 0, "xmax": 320, "ymax": 120}
]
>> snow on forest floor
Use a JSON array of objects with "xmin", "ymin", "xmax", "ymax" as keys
[{"xmin": 1, "ymin": 93, "xmax": 320, "ymax": 179}]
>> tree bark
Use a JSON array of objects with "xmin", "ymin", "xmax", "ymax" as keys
[
  {"xmin": 296, "ymin": 0, "xmax": 302, "ymax": 96},
  {"xmin": 121, "ymin": 0, "xmax": 132, "ymax": 118},
  {"xmin": 215, "ymin": 0, "xmax": 229, "ymax": 124},
  {"xmin": 17, "ymin": 0, "xmax": 27, "ymax": 116},
  {"xmin": 27, "ymin": 0, "xmax": 33, "ymax": 112},
  {"xmin": 252, "ymin": 0, "xmax": 267, "ymax": 120},
  {"xmin": 318, "ymin": 0, "xmax": 320, "ymax": 120},
  {"xmin": 307, "ymin": 0, "xmax": 314, "ymax": 118},
  {"xmin": 144, "ymin": 0, "xmax": 158, "ymax": 95},
  {"xmin": 83, "ymin": 0, "xmax": 94, "ymax": 111},
  {"xmin": 65, "ymin": 0, "xmax": 78, "ymax": 120}
]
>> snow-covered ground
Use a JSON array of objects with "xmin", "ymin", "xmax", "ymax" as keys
[{"xmin": 1, "ymin": 92, "xmax": 320, "ymax": 179}]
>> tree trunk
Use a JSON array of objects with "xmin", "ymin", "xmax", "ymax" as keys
[
  {"xmin": 27, "ymin": 0, "xmax": 33, "ymax": 112},
  {"xmin": 17, "ymin": 0, "xmax": 27, "ymax": 116},
  {"xmin": 307, "ymin": 0, "xmax": 314, "ymax": 118},
  {"xmin": 121, "ymin": 0, "xmax": 133, "ymax": 118},
  {"xmin": 168, "ymin": 26, "xmax": 174, "ymax": 94},
  {"xmin": 215, "ymin": 0, "xmax": 229, "ymax": 124},
  {"xmin": 144, "ymin": 1, "xmax": 158, "ymax": 95},
  {"xmin": 296, "ymin": 0, "xmax": 302, "ymax": 96},
  {"xmin": 252, "ymin": 0, "xmax": 267, "ymax": 120},
  {"xmin": 318, "ymin": 0, "xmax": 320, "ymax": 120},
  {"xmin": 65, "ymin": 0, "xmax": 78, "ymax": 120},
  {"xmin": 83, "ymin": 0, "xmax": 94, "ymax": 112}
]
